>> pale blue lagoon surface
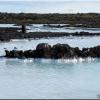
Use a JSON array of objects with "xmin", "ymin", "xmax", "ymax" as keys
[
  {"xmin": 0, "ymin": 37, "xmax": 99, "ymax": 98},
  {"xmin": 0, "ymin": 24, "xmax": 19, "ymax": 28},
  {"xmin": 27, "ymin": 24, "xmax": 100, "ymax": 33},
  {"xmin": 0, "ymin": 57, "xmax": 100, "ymax": 99},
  {"xmin": 1, "ymin": 24, "xmax": 100, "ymax": 33}
]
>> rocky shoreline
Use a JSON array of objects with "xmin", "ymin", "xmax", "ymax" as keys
[
  {"xmin": 0, "ymin": 13, "xmax": 100, "ymax": 28},
  {"xmin": 0, "ymin": 13, "xmax": 100, "ymax": 41},
  {"xmin": 0, "ymin": 31, "xmax": 100, "ymax": 41},
  {"xmin": 5, "ymin": 43, "xmax": 100, "ymax": 59}
]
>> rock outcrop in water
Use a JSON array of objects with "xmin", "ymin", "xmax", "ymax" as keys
[{"xmin": 5, "ymin": 43, "xmax": 100, "ymax": 59}]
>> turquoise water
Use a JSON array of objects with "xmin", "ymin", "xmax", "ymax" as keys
[
  {"xmin": 27, "ymin": 24, "xmax": 100, "ymax": 33},
  {"xmin": 0, "ymin": 37, "xmax": 99, "ymax": 98},
  {"xmin": 1, "ymin": 24, "xmax": 100, "ymax": 33},
  {"xmin": 0, "ymin": 58, "xmax": 100, "ymax": 99},
  {"xmin": 0, "ymin": 1, "xmax": 100, "ymax": 13}
]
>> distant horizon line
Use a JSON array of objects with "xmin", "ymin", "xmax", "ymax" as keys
[{"xmin": 0, "ymin": 12, "xmax": 100, "ymax": 14}]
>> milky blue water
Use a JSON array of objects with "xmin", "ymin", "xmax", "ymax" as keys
[
  {"xmin": 27, "ymin": 24, "xmax": 100, "ymax": 33},
  {"xmin": 0, "ymin": 56, "xmax": 100, "ymax": 99},
  {"xmin": 0, "ymin": 36, "xmax": 99, "ymax": 99},
  {"xmin": 0, "ymin": 1, "xmax": 100, "ymax": 13},
  {"xmin": 1, "ymin": 24, "xmax": 100, "ymax": 33}
]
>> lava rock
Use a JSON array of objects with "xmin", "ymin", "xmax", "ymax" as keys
[
  {"xmin": 51, "ymin": 44, "xmax": 76, "ymax": 59},
  {"xmin": 5, "ymin": 43, "xmax": 100, "ymax": 59},
  {"xmin": 5, "ymin": 50, "xmax": 24, "ymax": 58},
  {"xmin": 35, "ymin": 43, "xmax": 52, "ymax": 58},
  {"xmin": 89, "ymin": 46, "xmax": 100, "ymax": 58}
]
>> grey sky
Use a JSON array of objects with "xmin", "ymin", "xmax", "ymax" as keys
[
  {"xmin": 0, "ymin": 0, "xmax": 100, "ymax": 1},
  {"xmin": 0, "ymin": 0, "xmax": 99, "ymax": 13}
]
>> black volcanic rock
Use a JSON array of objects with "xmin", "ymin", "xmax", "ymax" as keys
[
  {"xmin": 0, "ymin": 31, "xmax": 100, "ymax": 42},
  {"xmin": 51, "ymin": 44, "xmax": 76, "ymax": 59},
  {"xmin": 88, "ymin": 46, "xmax": 100, "ymax": 58},
  {"xmin": 5, "ymin": 50, "xmax": 24, "ymax": 58},
  {"xmin": 35, "ymin": 43, "xmax": 52, "ymax": 58},
  {"xmin": 24, "ymin": 50, "xmax": 34, "ymax": 58},
  {"xmin": 5, "ymin": 43, "xmax": 100, "ymax": 59}
]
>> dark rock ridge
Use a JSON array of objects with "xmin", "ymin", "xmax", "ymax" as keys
[
  {"xmin": 43, "ymin": 24, "xmax": 83, "ymax": 28},
  {"xmin": 1, "ymin": 13, "xmax": 100, "ymax": 28},
  {"xmin": 5, "ymin": 43, "xmax": 100, "ymax": 59},
  {"xmin": 0, "ymin": 31, "xmax": 100, "ymax": 42}
]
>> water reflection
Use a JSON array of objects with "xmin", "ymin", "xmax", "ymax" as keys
[
  {"xmin": 5, "ymin": 59, "xmax": 23, "ymax": 68},
  {"xmin": 5, "ymin": 58, "xmax": 97, "ymax": 69},
  {"xmin": 0, "ymin": 57, "xmax": 100, "ymax": 99}
]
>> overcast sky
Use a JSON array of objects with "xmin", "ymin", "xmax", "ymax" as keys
[
  {"xmin": 0, "ymin": 0, "xmax": 100, "ymax": 1},
  {"xmin": 0, "ymin": 0, "xmax": 99, "ymax": 13}
]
